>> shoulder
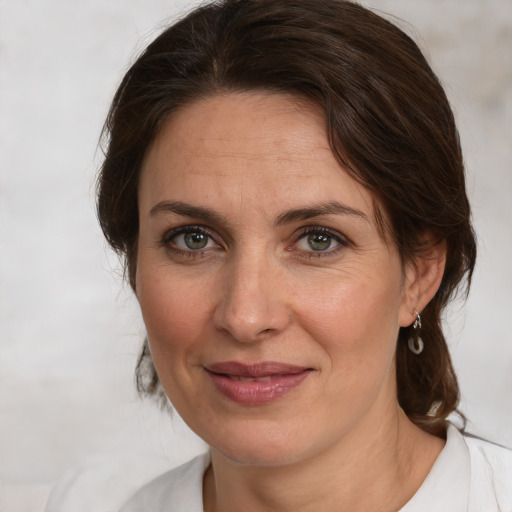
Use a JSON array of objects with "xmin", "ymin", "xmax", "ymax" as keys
[
  {"xmin": 463, "ymin": 432, "xmax": 512, "ymax": 511},
  {"xmin": 399, "ymin": 425, "xmax": 511, "ymax": 512},
  {"xmin": 118, "ymin": 452, "xmax": 210, "ymax": 512}
]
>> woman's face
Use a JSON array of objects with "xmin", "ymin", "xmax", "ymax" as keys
[{"xmin": 136, "ymin": 92, "xmax": 416, "ymax": 466}]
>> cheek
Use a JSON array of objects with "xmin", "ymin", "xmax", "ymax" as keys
[
  {"xmin": 136, "ymin": 267, "xmax": 213, "ymax": 358},
  {"xmin": 135, "ymin": 268, "xmax": 218, "ymax": 417},
  {"xmin": 294, "ymin": 275, "xmax": 403, "ymax": 423},
  {"xmin": 293, "ymin": 270, "xmax": 403, "ymax": 362}
]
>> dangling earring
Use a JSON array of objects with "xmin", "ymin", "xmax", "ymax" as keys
[{"xmin": 408, "ymin": 310, "xmax": 424, "ymax": 355}]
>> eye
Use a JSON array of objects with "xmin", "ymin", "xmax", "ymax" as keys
[
  {"xmin": 164, "ymin": 226, "xmax": 218, "ymax": 252},
  {"xmin": 177, "ymin": 231, "xmax": 211, "ymax": 250},
  {"xmin": 295, "ymin": 228, "xmax": 346, "ymax": 253}
]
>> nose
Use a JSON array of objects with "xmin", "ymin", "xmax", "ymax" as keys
[{"xmin": 213, "ymin": 252, "xmax": 291, "ymax": 343}]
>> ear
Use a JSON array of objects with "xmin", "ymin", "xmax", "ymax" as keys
[{"xmin": 399, "ymin": 237, "xmax": 447, "ymax": 328}]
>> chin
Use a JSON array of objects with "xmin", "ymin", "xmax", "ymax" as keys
[
  {"xmin": 204, "ymin": 420, "xmax": 317, "ymax": 468},
  {"xmin": 215, "ymin": 441, "xmax": 302, "ymax": 467}
]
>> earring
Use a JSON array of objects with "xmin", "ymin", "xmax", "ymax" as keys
[
  {"xmin": 412, "ymin": 310, "xmax": 422, "ymax": 330},
  {"xmin": 408, "ymin": 310, "xmax": 424, "ymax": 355}
]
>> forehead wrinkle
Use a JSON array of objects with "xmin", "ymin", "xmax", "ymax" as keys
[
  {"xmin": 182, "ymin": 141, "xmax": 330, "ymax": 161},
  {"xmin": 180, "ymin": 143, "xmax": 336, "ymax": 179}
]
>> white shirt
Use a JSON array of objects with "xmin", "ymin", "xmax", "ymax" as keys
[{"xmin": 118, "ymin": 425, "xmax": 512, "ymax": 512}]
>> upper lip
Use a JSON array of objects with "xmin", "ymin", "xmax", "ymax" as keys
[{"xmin": 205, "ymin": 361, "xmax": 311, "ymax": 378}]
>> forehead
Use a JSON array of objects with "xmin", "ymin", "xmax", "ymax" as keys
[{"xmin": 139, "ymin": 92, "xmax": 378, "ymax": 222}]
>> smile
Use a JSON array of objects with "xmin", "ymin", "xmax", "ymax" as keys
[
  {"xmin": 205, "ymin": 361, "xmax": 313, "ymax": 405},
  {"xmin": 228, "ymin": 375, "xmax": 274, "ymax": 382}
]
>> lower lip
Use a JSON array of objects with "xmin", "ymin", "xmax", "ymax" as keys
[{"xmin": 207, "ymin": 370, "xmax": 312, "ymax": 405}]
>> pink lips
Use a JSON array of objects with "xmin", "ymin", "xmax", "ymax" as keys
[{"xmin": 205, "ymin": 361, "xmax": 312, "ymax": 405}]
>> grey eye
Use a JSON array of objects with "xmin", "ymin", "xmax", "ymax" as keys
[
  {"xmin": 296, "ymin": 230, "xmax": 342, "ymax": 252},
  {"xmin": 172, "ymin": 230, "xmax": 215, "ymax": 250},
  {"xmin": 307, "ymin": 233, "xmax": 332, "ymax": 251},
  {"xmin": 184, "ymin": 232, "xmax": 209, "ymax": 250}
]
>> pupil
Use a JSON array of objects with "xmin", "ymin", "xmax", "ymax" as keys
[
  {"xmin": 184, "ymin": 232, "xmax": 208, "ymax": 249},
  {"xmin": 308, "ymin": 233, "xmax": 331, "ymax": 251}
]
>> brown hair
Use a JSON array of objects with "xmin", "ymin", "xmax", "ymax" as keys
[{"xmin": 97, "ymin": 0, "xmax": 476, "ymax": 436}]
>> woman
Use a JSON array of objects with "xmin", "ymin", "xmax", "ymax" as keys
[{"xmin": 95, "ymin": 0, "xmax": 511, "ymax": 510}]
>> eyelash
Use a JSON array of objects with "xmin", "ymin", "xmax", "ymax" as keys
[
  {"xmin": 160, "ymin": 225, "xmax": 220, "ymax": 258},
  {"xmin": 293, "ymin": 227, "xmax": 349, "ymax": 259},
  {"xmin": 159, "ymin": 225, "xmax": 349, "ymax": 259}
]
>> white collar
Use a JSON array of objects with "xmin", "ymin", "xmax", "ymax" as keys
[
  {"xmin": 399, "ymin": 424, "xmax": 470, "ymax": 512},
  {"xmin": 140, "ymin": 424, "xmax": 471, "ymax": 512}
]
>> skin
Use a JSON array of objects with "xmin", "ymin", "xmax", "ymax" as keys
[{"xmin": 136, "ymin": 92, "xmax": 447, "ymax": 512}]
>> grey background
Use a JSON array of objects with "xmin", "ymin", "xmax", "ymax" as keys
[{"xmin": 1, "ymin": 0, "xmax": 511, "ymax": 510}]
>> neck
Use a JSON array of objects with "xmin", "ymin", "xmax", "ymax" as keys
[{"xmin": 203, "ymin": 406, "xmax": 444, "ymax": 512}]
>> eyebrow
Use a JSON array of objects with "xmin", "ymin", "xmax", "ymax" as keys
[
  {"xmin": 274, "ymin": 201, "xmax": 369, "ymax": 226},
  {"xmin": 149, "ymin": 199, "xmax": 369, "ymax": 226},
  {"xmin": 149, "ymin": 200, "xmax": 229, "ymax": 226}
]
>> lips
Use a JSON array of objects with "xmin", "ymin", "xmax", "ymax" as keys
[{"xmin": 205, "ymin": 361, "xmax": 313, "ymax": 405}]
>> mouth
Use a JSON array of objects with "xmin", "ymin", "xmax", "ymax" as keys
[
  {"xmin": 226, "ymin": 375, "xmax": 275, "ymax": 382},
  {"xmin": 204, "ymin": 361, "xmax": 313, "ymax": 405}
]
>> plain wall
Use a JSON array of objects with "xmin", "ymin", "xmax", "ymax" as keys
[{"xmin": 1, "ymin": 1, "xmax": 511, "ymax": 510}]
